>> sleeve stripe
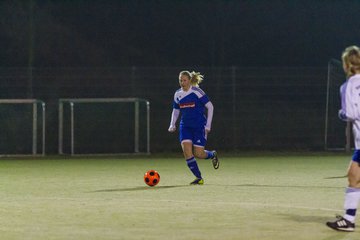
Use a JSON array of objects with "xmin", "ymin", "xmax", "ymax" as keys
[{"xmin": 192, "ymin": 87, "xmax": 206, "ymax": 96}]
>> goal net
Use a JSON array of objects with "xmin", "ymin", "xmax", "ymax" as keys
[
  {"xmin": 0, "ymin": 99, "xmax": 46, "ymax": 156},
  {"xmin": 58, "ymin": 98, "xmax": 150, "ymax": 155},
  {"xmin": 324, "ymin": 59, "xmax": 351, "ymax": 151}
]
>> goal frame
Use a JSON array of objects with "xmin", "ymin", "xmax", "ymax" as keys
[
  {"xmin": 0, "ymin": 99, "xmax": 46, "ymax": 157},
  {"xmin": 58, "ymin": 98, "xmax": 150, "ymax": 156},
  {"xmin": 324, "ymin": 59, "xmax": 351, "ymax": 152}
]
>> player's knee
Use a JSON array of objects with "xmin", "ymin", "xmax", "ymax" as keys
[
  {"xmin": 347, "ymin": 162, "xmax": 360, "ymax": 187},
  {"xmin": 348, "ymin": 174, "xmax": 360, "ymax": 187}
]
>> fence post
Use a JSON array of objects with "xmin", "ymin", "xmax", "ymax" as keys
[{"xmin": 231, "ymin": 66, "xmax": 237, "ymax": 151}]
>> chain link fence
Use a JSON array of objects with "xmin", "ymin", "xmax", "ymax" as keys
[{"xmin": 0, "ymin": 66, "xmax": 329, "ymax": 153}]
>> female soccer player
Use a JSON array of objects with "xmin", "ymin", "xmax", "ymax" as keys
[
  {"xmin": 168, "ymin": 70, "xmax": 219, "ymax": 185},
  {"xmin": 327, "ymin": 46, "xmax": 360, "ymax": 232}
]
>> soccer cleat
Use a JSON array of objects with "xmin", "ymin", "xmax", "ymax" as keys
[
  {"xmin": 190, "ymin": 178, "xmax": 204, "ymax": 185},
  {"xmin": 211, "ymin": 151, "xmax": 219, "ymax": 169},
  {"xmin": 326, "ymin": 215, "xmax": 355, "ymax": 232}
]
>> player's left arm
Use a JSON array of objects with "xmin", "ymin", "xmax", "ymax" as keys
[
  {"xmin": 197, "ymin": 87, "xmax": 214, "ymax": 133},
  {"xmin": 205, "ymin": 101, "xmax": 214, "ymax": 133}
]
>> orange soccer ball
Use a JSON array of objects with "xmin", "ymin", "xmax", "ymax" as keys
[{"xmin": 144, "ymin": 170, "xmax": 160, "ymax": 187}]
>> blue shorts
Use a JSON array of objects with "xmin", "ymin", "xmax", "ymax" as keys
[
  {"xmin": 352, "ymin": 150, "xmax": 360, "ymax": 163},
  {"xmin": 179, "ymin": 125, "xmax": 207, "ymax": 147}
]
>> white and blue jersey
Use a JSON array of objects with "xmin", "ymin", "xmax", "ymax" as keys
[
  {"xmin": 340, "ymin": 74, "xmax": 360, "ymax": 162},
  {"xmin": 173, "ymin": 86, "xmax": 210, "ymax": 128},
  {"xmin": 173, "ymin": 86, "xmax": 210, "ymax": 146},
  {"xmin": 340, "ymin": 74, "xmax": 360, "ymax": 122}
]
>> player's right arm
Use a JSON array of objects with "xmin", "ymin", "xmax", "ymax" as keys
[
  {"xmin": 168, "ymin": 108, "xmax": 180, "ymax": 132},
  {"xmin": 338, "ymin": 82, "xmax": 348, "ymax": 121},
  {"xmin": 168, "ymin": 92, "xmax": 181, "ymax": 132}
]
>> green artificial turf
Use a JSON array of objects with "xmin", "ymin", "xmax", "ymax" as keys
[{"xmin": 0, "ymin": 154, "xmax": 358, "ymax": 239}]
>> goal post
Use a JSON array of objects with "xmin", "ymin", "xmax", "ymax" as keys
[
  {"xmin": 0, "ymin": 99, "xmax": 46, "ymax": 156},
  {"xmin": 324, "ymin": 59, "xmax": 351, "ymax": 151},
  {"xmin": 58, "ymin": 98, "xmax": 150, "ymax": 155}
]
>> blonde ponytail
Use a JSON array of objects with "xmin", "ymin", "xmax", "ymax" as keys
[{"xmin": 190, "ymin": 71, "xmax": 204, "ymax": 87}]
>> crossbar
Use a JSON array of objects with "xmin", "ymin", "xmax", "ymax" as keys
[
  {"xmin": 58, "ymin": 98, "xmax": 150, "ymax": 155},
  {"xmin": 59, "ymin": 98, "xmax": 148, "ymax": 103}
]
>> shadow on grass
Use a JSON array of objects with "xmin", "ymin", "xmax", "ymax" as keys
[
  {"xmin": 278, "ymin": 213, "xmax": 332, "ymax": 223},
  {"xmin": 90, "ymin": 185, "xmax": 190, "ymax": 193},
  {"xmin": 207, "ymin": 183, "xmax": 344, "ymax": 189},
  {"xmin": 323, "ymin": 175, "xmax": 347, "ymax": 179},
  {"xmin": 92, "ymin": 183, "xmax": 344, "ymax": 193}
]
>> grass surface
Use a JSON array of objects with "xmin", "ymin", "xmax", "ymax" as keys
[{"xmin": 0, "ymin": 153, "xmax": 359, "ymax": 239}]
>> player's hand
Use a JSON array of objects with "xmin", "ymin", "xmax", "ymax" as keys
[
  {"xmin": 205, "ymin": 127, "xmax": 211, "ymax": 134},
  {"xmin": 338, "ymin": 109, "xmax": 348, "ymax": 121},
  {"xmin": 168, "ymin": 126, "xmax": 176, "ymax": 132}
]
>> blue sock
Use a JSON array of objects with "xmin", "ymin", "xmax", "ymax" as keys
[
  {"xmin": 205, "ymin": 150, "xmax": 214, "ymax": 159},
  {"xmin": 186, "ymin": 157, "xmax": 202, "ymax": 179}
]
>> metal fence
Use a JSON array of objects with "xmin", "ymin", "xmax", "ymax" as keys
[{"xmin": 0, "ymin": 66, "xmax": 330, "ymax": 153}]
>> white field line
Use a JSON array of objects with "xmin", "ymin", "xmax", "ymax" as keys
[
  {"xmin": 0, "ymin": 198, "xmax": 341, "ymax": 213},
  {"xmin": 139, "ymin": 199, "xmax": 341, "ymax": 212}
]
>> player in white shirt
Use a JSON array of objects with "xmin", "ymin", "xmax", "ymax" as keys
[
  {"xmin": 168, "ymin": 71, "xmax": 219, "ymax": 185},
  {"xmin": 327, "ymin": 46, "xmax": 360, "ymax": 232}
]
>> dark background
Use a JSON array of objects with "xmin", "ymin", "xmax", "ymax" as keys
[
  {"xmin": 1, "ymin": 0, "xmax": 359, "ymax": 68},
  {"xmin": 0, "ymin": 0, "xmax": 355, "ymax": 154}
]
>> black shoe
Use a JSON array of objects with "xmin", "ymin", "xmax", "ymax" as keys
[
  {"xmin": 190, "ymin": 178, "xmax": 204, "ymax": 185},
  {"xmin": 326, "ymin": 215, "xmax": 355, "ymax": 232},
  {"xmin": 211, "ymin": 151, "xmax": 219, "ymax": 169}
]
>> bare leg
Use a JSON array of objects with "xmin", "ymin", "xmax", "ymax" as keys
[
  {"xmin": 348, "ymin": 161, "xmax": 360, "ymax": 188},
  {"xmin": 181, "ymin": 141, "xmax": 193, "ymax": 159},
  {"xmin": 193, "ymin": 146, "xmax": 207, "ymax": 159}
]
